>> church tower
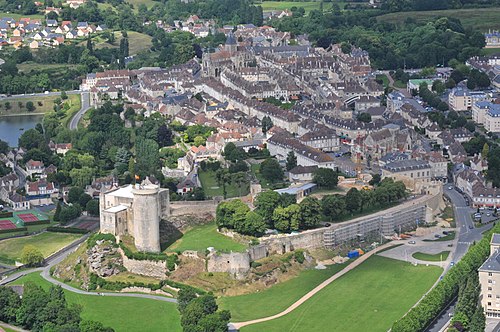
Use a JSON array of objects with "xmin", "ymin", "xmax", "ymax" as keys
[{"xmin": 225, "ymin": 32, "xmax": 237, "ymax": 54}]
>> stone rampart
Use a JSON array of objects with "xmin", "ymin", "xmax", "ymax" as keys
[
  {"xmin": 119, "ymin": 248, "xmax": 168, "ymax": 278},
  {"xmin": 207, "ymin": 252, "xmax": 251, "ymax": 279}
]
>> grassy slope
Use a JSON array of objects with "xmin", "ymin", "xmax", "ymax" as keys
[
  {"xmin": 242, "ymin": 256, "xmax": 442, "ymax": 332},
  {"xmin": 412, "ymin": 251, "xmax": 450, "ymax": 262},
  {"xmin": 0, "ymin": 12, "xmax": 44, "ymax": 20},
  {"xmin": 0, "ymin": 232, "xmax": 80, "ymax": 262},
  {"xmin": 219, "ymin": 262, "xmax": 349, "ymax": 322},
  {"xmin": 258, "ymin": 1, "xmax": 335, "ymax": 13},
  {"xmin": 198, "ymin": 170, "xmax": 249, "ymax": 198},
  {"xmin": 377, "ymin": 7, "xmax": 500, "ymax": 31},
  {"xmin": 10, "ymin": 272, "xmax": 182, "ymax": 332},
  {"xmin": 0, "ymin": 94, "xmax": 79, "ymax": 116},
  {"xmin": 166, "ymin": 222, "xmax": 246, "ymax": 253},
  {"xmin": 91, "ymin": 31, "xmax": 153, "ymax": 56},
  {"xmin": 126, "ymin": 0, "xmax": 159, "ymax": 9}
]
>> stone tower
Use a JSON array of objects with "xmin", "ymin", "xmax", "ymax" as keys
[
  {"xmin": 225, "ymin": 32, "xmax": 237, "ymax": 54},
  {"xmin": 132, "ymin": 184, "xmax": 161, "ymax": 253}
]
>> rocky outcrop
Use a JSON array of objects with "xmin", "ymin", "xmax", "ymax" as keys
[{"xmin": 87, "ymin": 240, "xmax": 122, "ymax": 277}]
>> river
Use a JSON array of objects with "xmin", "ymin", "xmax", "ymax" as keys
[{"xmin": 0, "ymin": 114, "xmax": 43, "ymax": 147}]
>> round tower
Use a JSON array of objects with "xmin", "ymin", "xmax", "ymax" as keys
[{"xmin": 132, "ymin": 184, "xmax": 161, "ymax": 253}]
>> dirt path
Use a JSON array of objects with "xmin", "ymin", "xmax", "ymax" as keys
[{"xmin": 231, "ymin": 241, "xmax": 400, "ymax": 330}]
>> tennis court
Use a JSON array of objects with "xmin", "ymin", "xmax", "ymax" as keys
[
  {"xmin": 0, "ymin": 219, "xmax": 17, "ymax": 230},
  {"xmin": 17, "ymin": 213, "xmax": 40, "ymax": 223}
]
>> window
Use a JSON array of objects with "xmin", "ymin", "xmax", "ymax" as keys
[
  {"xmin": 489, "ymin": 302, "xmax": 492, "ymax": 306},
  {"xmin": 489, "ymin": 279, "xmax": 493, "ymax": 284},
  {"xmin": 489, "ymin": 294, "xmax": 493, "ymax": 298},
  {"xmin": 490, "ymin": 273, "xmax": 493, "ymax": 276},
  {"xmin": 489, "ymin": 287, "xmax": 493, "ymax": 291}
]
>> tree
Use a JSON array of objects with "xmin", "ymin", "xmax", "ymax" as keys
[
  {"xmin": 177, "ymin": 288, "xmax": 197, "ymax": 313},
  {"xmin": 286, "ymin": 151, "xmax": 297, "ymax": 171},
  {"xmin": 469, "ymin": 306, "xmax": 485, "ymax": 332},
  {"xmin": 321, "ymin": 195, "xmax": 346, "ymax": 221},
  {"xmin": 0, "ymin": 287, "xmax": 21, "ymax": 323},
  {"xmin": 59, "ymin": 204, "xmax": 82, "ymax": 224},
  {"xmin": 157, "ymin": 124, "xmax": 173, "ymax": 147},
  {"xmin": 481, "ymin": 143, "xmax": 489, "ymax": 160},
  {"xmin": 18, "ymin": 128, "xmax": 45, "ymax": 151},
  {"xmin": 298, "ymin": 196, "xmax": 321, "ymax": 229},
  {"xmin": 369, "ymin": 174, "xmax": 381, "ymax": 186},
  {"xmin": 60, "ymin": 91, "xmax": 68, "ymax": 100},
  {"xmin": 135, "ymin": 137, "xmax": 160, "ymax": 177},
  {"xmin": 25, "ymin": 101, "xmax": 36, "ymax": 112},
  {"xmin": 260, "ymin": 158, "xmax": 283, "ymax": 183},
  {"xmin": 0, "ymin": 139, "xmax": 8, "ymax": 154},
  {"xmin": 357, "ymin": 112, "xmax": 372, "ymax": 123},
  {"xmin": 86, "ymin": 199, "xmax": 99, "ymax": 216},
  {"xmin": 78, "ymin": 193, "xmax": 92, "ymax": 208},
  {"xmin": 215, "ymin": 199, "xmax": 249, "ymax": 230},
  {"xmin": 345, "ymin": 188, "xmax": 362, "ymax": 213},
  {"xmin": 261, "ymin": 116, "xmax": 273, "ymax": 134},
  {"xmin": 312, "ymin": 168, "xmax": 338, "ymax": 189},
  {"xmin": 53, "ymin": 201, "xmax": 62, "ymax": 222},
  {"xmin": 254, "ymin": 190, "xmax": 282, "ymax": 224},
  {"xmin": 20, "ymin": 245, "xmax": 44, "ymax": 266},
  {"xmin": 273, "ymin": 204, "xmax": 300, "ymax": 232},
  {"xmin": 67, "ymin": 186, "xmax": 84, "ymax": 204},
  {"xmin": 238, "ymin": 211, "xmax": 267, "ymax": 236}
]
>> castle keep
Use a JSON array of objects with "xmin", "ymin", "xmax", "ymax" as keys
[{"xmin": 99, "ymin": 181, "xmax": 169, "ymax": 252}]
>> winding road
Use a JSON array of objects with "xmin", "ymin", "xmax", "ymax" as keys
[
  {"xmin": 69, "ymin": 91, "xmax": 90, "ymax": 130},
  {"xmin": 0, "ymin": 236, "xmax": 177, "ymax": 304}
]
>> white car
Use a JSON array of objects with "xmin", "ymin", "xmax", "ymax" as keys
[{"xmin": 448, "ymin": 186, "xmax": 453, "ymax": 190}]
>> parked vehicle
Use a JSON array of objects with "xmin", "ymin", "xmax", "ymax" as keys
[{"xmin": 409, "ymin": 240, "xmax": 416, "ymax": 244}]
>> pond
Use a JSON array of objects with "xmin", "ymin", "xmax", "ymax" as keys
[{"xmin": 0, "ymin": 115, "xmax": 43, "ymax": 147}]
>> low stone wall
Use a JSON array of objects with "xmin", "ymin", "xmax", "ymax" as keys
[
  {"xmin": 207, "ymin": 252, "xmax": 251, "ymax": 280},
  {"xmin": 121, "ymin": 286, "xmax": 173, "ymax": 297},
  {"xmin": 119, "ymin": 248, "xmax": 168, "ymax": 278}
]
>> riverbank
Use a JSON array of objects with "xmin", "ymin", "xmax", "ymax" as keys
[{"xmin": 0, "ymin": 95, "xmax": 79, "ymax": 116}]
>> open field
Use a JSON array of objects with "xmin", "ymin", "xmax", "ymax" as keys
[
  {"xmin": 377, "ymin": 7, "xmax": 500, "ymax": 31},
  {"xmin": 241, "ymin": 256, "xmax": 442, "ymax": 332},
  {"xmin": 126, "ymin": 0, "xmax": 159, "ymax": 9},
  {"xmin": 0, "ymin": 232, "xmax": 80, "ymax": 264},
  {"xmin": 10, "ymin": 272, "xmax": 182, "ymax": 332},
  {"xmin": 483, "ymin": 48, "xmax": 500, "ymax": 56},
  {"xmin": 18, "ymin": 62, "xmax": 80, "ymax": 73},
  {"xmin": 0, "ymin": 94, "xmax": 79, "ymax": 116},
  {"xmin": 258, "ymin": 1, "xmax": 336, "ymax": 12},
  {"xmin": 0, "ymin": 12, "xmax": 44, "ymax": 20},
  {"xmin": 166, "ymin": 222, "xmax": 246, "ymax": 253},
  {"xmin": 412, "ymin": 251, "xmax": 449, "ymax": 262},
  {"xmin": 198, "ymin": 170, "xmax": 249, "ymax": 198},
  {"xmin": 219, "ymin": 262, "xmax": 349, "ymax": 322},
  {"xmin": 91, "ymin": 31, "xmax": 153, "ymax": 56}
]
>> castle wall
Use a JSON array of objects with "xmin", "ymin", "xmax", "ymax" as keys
[
  {"xmin": 207, "ymin": 252, "xmax": 251, "ymax": 279},
  {"xmin": 119, "ymin": 248, "xmax": 168, "ymax": 278}
]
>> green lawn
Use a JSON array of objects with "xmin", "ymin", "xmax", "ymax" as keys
[
  {"xmin": 412, "ymin": 251, "xmax": 449, "ymax": 262},
  {"xmin": 18, "ymin": 63, "xmax": 80, "ymax": 73},
  {"xmin": 0, "ymin": 232, "xmax": 81, "ymax": 264},
  {"xmin": 376, "ymin": 74, "xmax": 390, "ymax": 88},
  {"xmin": 0, "ymin": 12, "xmax": 44, "ymax": 20},
  {"xmin": 393, "ymin": 80, "xmax": 407, "ymax": 89},
  {"xmin": 423, "ymin": 232, "xmax": 455, "ymax": 242},
  {"xmin": 483, "ymin": 48, "xmax": 500, "ymax": 56},
  {"xmin": 258, "ymin": 1, "xmax": 335, "ymax": 13},
  {"xmin": 198, "ymin": 170, "xmax": 249, "ymax": 198},
  {"xmin": 250, "ymin": 163, "xmax": 286, "ymax": 189},
  {"xmin": 241, "ymin": 256, "xmax": 442, "ymax": 332},
  {"xmin": 166, "ymin": 222, "xmax": 246, "ymax": 253},
  {"xmin": 10, "ymin": 272, "xmax": 182, "ymax": 332},
  {"xmin": 377, "ymin": 7, "xmax": 500, "ymax": 31},
  {"xmin": 126, "ymin": 0, "xmax": 159, "ymax": 9},
  {"xmin": 219, "ymin": 262, "xmax": 349, "ymax": 322},
  {"xmin": 0, "ymin": 94, "xmax": 79, "ymax": 116},
  {"xmin": 91, "ymin": 31, "xmax": 153, "ymax": 56}
]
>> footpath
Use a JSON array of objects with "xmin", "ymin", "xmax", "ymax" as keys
[{"xmin": 232, "ymin": 241, "xmax": 399, "ymax": 330}]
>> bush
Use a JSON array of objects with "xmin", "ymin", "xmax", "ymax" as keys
[
  {"xmin": 87, "ymin": 233, "xmax": 117, "ymax": 249},
  {"xmin": 47, "ymin": 226, "xmax": 89, "ymax": 234},
  {"xmin": 294, "ymin": 250, "xmax": 305, "ymax": 264}
]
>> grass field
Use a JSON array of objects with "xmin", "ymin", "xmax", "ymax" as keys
[
  {"xmin": 219, "ymin": 262, "xmax": 349, "ymax": 322},
  {"xmin": 198, "ymin": 170, "xmax": 249, "ymax": 198},
  {"xmin": 166, "ymin": 222, "xmax": 246, "ymax": 253},
  {"xmin": 377, "ymin": 7, "xmax": 500, "ymax": 31},
  {"xmin": 126, "ymin": 0, "xmax": 159, "ymax": 9},
  {"xmin": 412, "ymin": 251, "xmax": 449, "ymax": 262},
  {"xmin": 18, "ymin": 63, "xmax": 80, "ymax": 73},
  {"xmin": 10, "ymin": 272, "xmax": 182, "ymax": 332},
  {"xmin": 0, "ymin": 94, "xmax": 79, "ymax": 116},
  {"xmin": 376, "ymin": 74, "xmax": 390, "ymax": 89},
  {"xmin": 483, "ymin": 48, "xmax": 500, "ymax": 56},
  {"xmin": 241, "ymin": 256, "xmax": 442, "ymax": 332},
  {"xmin": 0, "ymin": 12, "xmax": 44, "ymax": 20},
  {"xmin": 91, "ymin": 31, "xmax": 153, "ymax": 56},
  {"xmin": 0, "ymin": 232, "xmax": 80, "ymax": 264},
  {"xmin": 258, "ymin": 1, "xmax": 336, "ymax": 13}
]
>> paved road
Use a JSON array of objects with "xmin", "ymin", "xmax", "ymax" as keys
[
  {"xmin": 425, "ymin": 185, "xmax": 492, "ymax": 332},
  {"xmin": 231, "ymin": 241, "xmax": 399, "ymax": 330},
  {"xmin": 69, "ymin": 91, "xmax": 90, "ymax": 130},
  {"xmin": 0, "ymin": 236, "xmax": 177, "ymax": 304}
]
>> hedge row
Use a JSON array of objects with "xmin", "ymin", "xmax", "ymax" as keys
[
  {"xmin": 391, "ymin": 223, "xmax": 499, "ymax": 332},
  {"xmin": 47, "ymin": 226, "xmax": 89, "ymax": 234},
  {"xmin": 0, "ymin": 227, "xmax": 27, "ymax": 234},
  {"xmin": 23, "ymin": 220, "xmax": 50, "ymax": 226},
  {"xmin": 119, "ymin": 243, "xmax": 179, "ymax": 271},
  {"xmin": 0, "ymin": 211, "xmax": 13, "ymax": 218},
  {"xmin": 88, "ymin": 273, "xmax": 205, "ymax": 295}
]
